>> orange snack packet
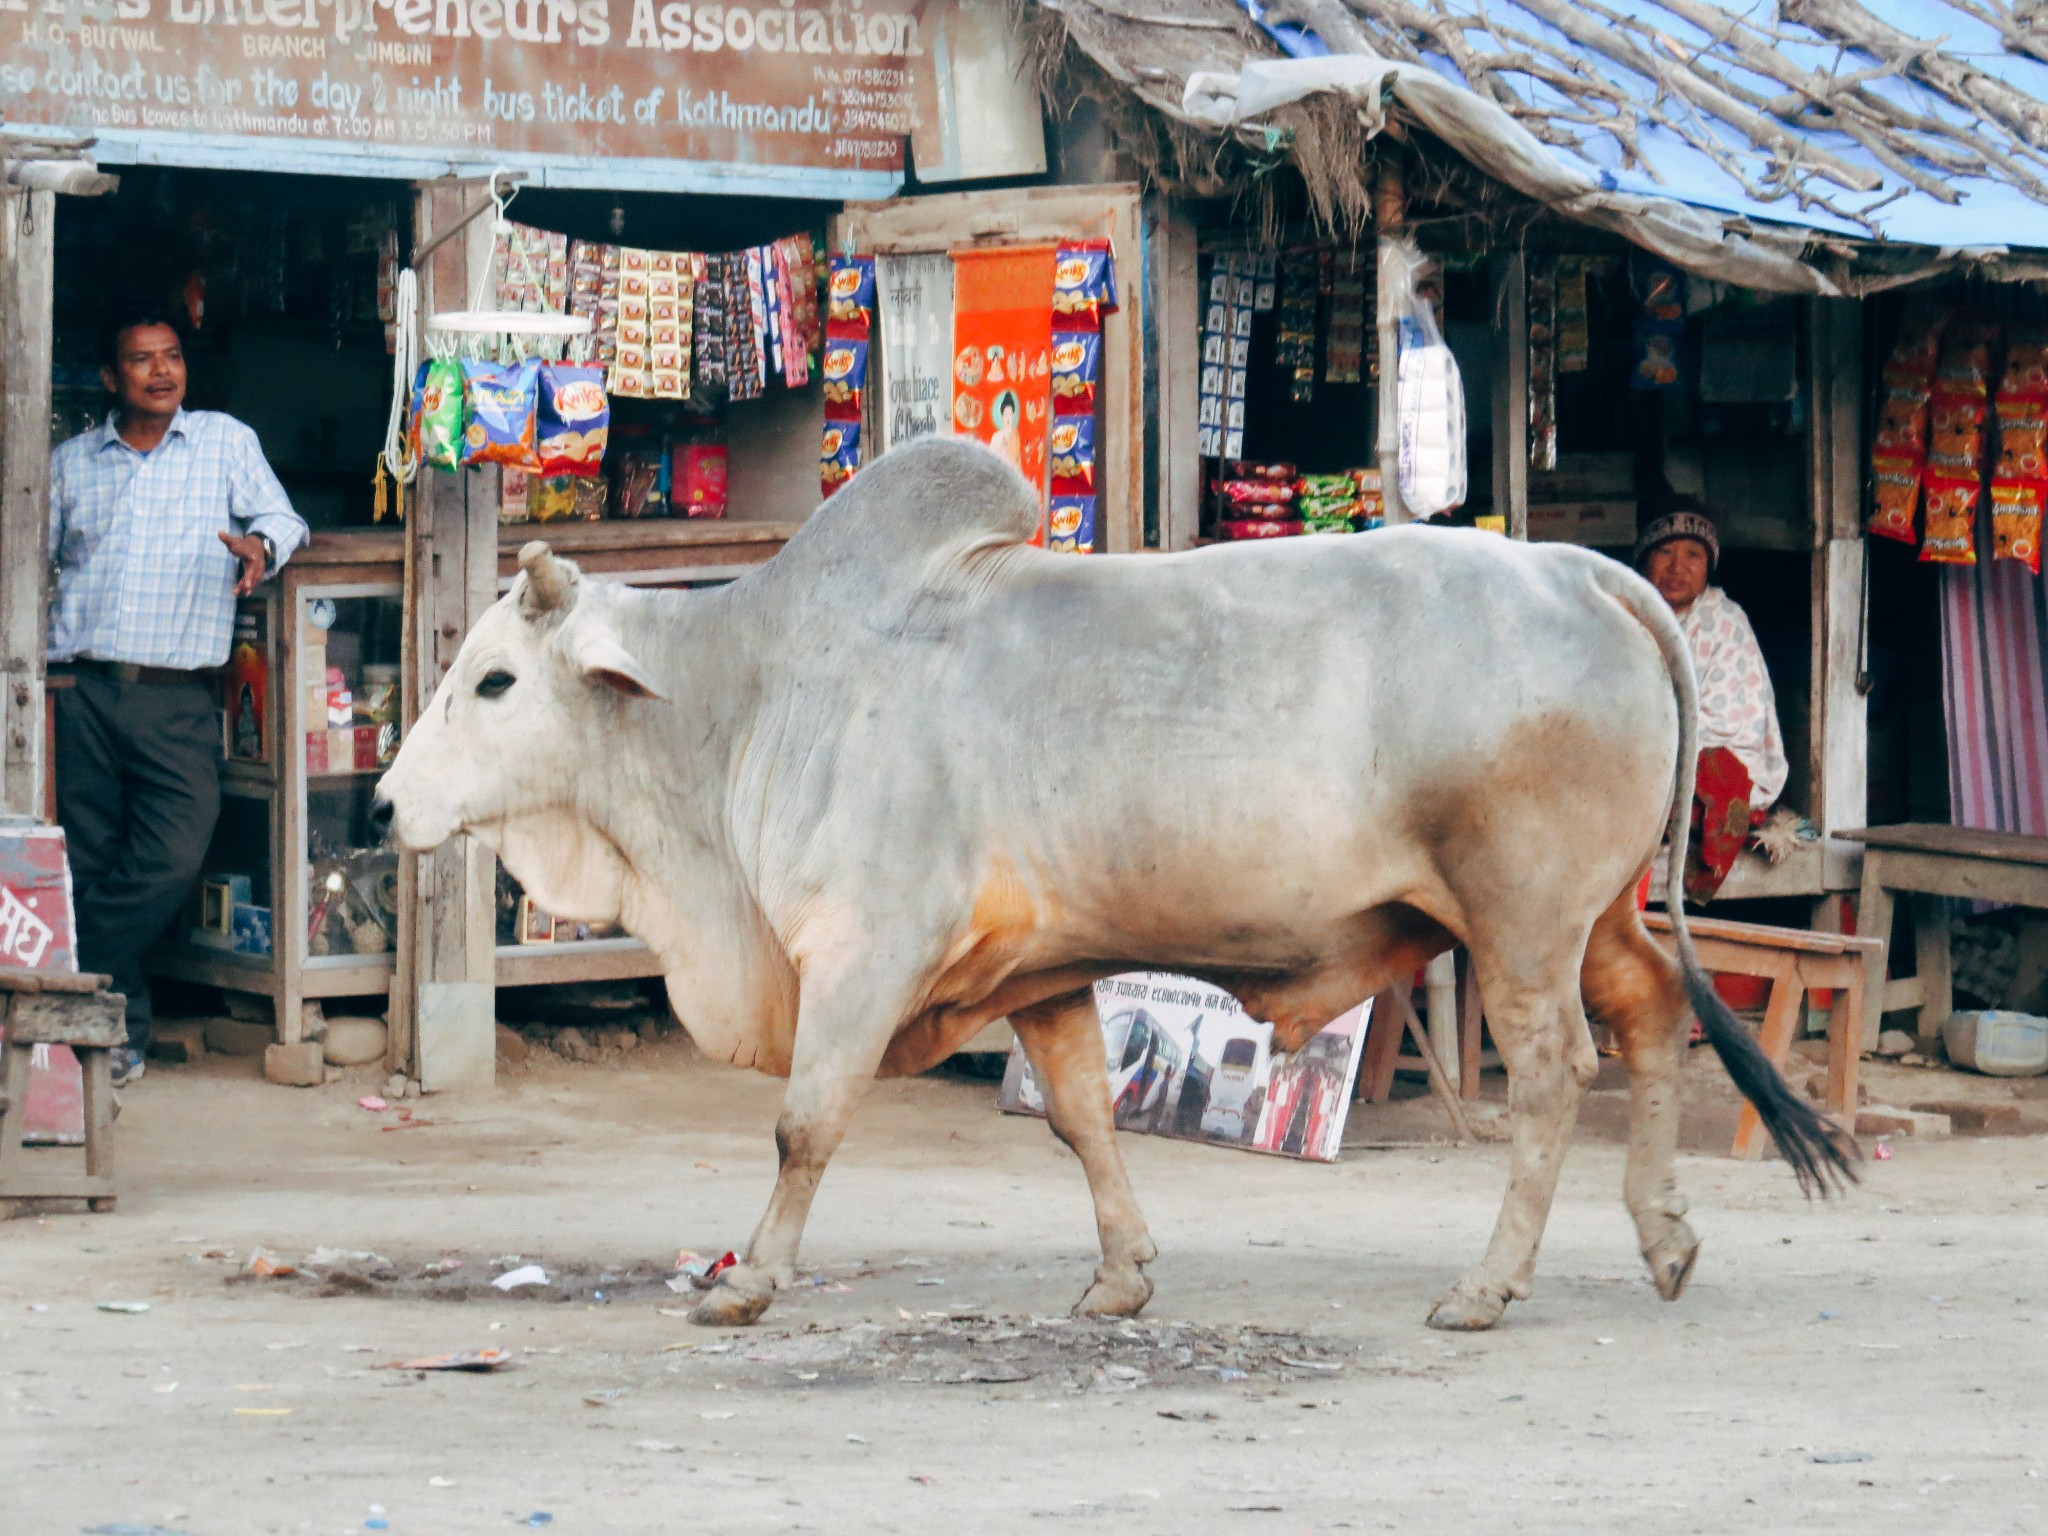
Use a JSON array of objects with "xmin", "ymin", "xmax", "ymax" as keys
[
  {"xmin": 1992, "ymin": 480, "xmax": 2043, "ymax": 574},
  {"xmin": 1920, "ymin": 473, "xmax": 1980, "ymax": 565},
  {"xmin": 1869, "ymin": 454, "xmax": 1923, "ymax": 543}
]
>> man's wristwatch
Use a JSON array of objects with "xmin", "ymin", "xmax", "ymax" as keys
[{"xmin": 254, "ymin": 533, "xmax": 275, "ymax": 577}]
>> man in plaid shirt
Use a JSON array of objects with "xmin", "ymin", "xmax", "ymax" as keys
[{"xmin": 49, "ymin": 312, "xmax": 307, "ymax": 1083}]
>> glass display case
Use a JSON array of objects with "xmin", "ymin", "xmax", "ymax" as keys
[{"xmin": 151, "ymin": 531, "xmax": 407, "ymax": 1037}]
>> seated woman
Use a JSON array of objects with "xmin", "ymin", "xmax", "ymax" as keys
[{"xmin": 1635, "ymin": 500, "xmax": 1788, "ymax": 902}]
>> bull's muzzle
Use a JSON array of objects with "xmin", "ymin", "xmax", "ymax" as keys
[{"xmin": 368, "ymin": 791, "xmax": 396, "ymax": 845}]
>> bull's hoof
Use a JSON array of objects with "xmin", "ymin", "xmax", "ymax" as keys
[
  {"xmin": 1426, "ymin": 1275, "xmax": 1510, "ymax": 1332},
  {"xmin": 1074, "ymin": 1266, "xmax": 1153, "ymax": 1319},
  {"xmin": 1643, "ymin": 1225, "xmax": 1702, "ymax": 1302},
  {"xmin": 690, "ymin": 1276, "xmax": 774, "ymax": 1328}
]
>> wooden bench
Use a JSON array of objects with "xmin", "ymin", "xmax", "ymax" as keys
[
  {"xmin": 0, "ymin": 965, "xmax": 126, "ymax": 1217},
  {"xmin": 1643, "ymin": 911, "xmax": 1881, "ymax": 1159},
  {"xmin": 1842, "ymin": 824, "xmax": 2048, "ymax": 1051}
]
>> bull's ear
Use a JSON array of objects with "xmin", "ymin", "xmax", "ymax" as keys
[{"xmin": 574, "ymin": 628, "xmax": 667, "ymax": 701}]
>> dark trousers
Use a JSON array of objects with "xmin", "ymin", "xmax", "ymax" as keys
[{"xmin": 53, "ymin": 670, "xmax": 220, "ymax": 1050}]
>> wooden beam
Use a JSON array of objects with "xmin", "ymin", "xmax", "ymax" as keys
[
  {"xmin": 0, "ymin": 191, "xmax": 54, "ymax": 820},
  {"xmin": 1807, "ymin": 297, "xmax": 1866, "ymax": 864},
  {"xmin": 1490, "ymin": 251, "xmax": 1530, "ymax": 539},
  {"xmin": 1152, "ymin": 196, "xmax": 1201, "ymax": 551},
  {"xmin": 1374, "ymin": 156, "xmax": 1407, "ymax": 525}
]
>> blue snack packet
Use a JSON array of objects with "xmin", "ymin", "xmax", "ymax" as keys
[
  {"xmin": 1048, "ymin": 496, "xmax": 1096, "ymax": 554},
  {"xmin": 461, "ymin": 358, "xmax": 541, "ymax": 471},
  {"xmin": 1051, "ymin": 331, "xmax": 1102, "ymax": 416}
]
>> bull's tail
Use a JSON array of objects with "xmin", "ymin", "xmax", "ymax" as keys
[{"xmin": 1593, "ymin": 566, "xmax": 1859, "ymax": 1197}]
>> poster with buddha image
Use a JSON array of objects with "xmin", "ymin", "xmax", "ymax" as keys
[{"xmin": 951, "ymin": 246, "xmax": 1056, "ymax": 545}]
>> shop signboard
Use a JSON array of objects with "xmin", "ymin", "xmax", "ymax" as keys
[
  {"xmin": 0, "ymin": 824, "xmax": 86, "ymax": 1146},
  {"xmin": 998, "ymin": 973, "xmax": 1372, "ymax": 1163},
  {"xmin": 0, "ymin": 0, "xmax": 929, "ymax": 196}
]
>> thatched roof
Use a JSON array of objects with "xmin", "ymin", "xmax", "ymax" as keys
[{"xmin": 1035, "ymin": 0, "xmax": 2048, "ymax": 293}]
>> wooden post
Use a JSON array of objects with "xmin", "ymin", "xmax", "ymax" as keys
[
  {"xmin": 0, "ymin": 191, "xmax": 55, "ymax": 821},
  {"xmin": 1152, "ymin": 197, "xmax": 1202, "ymax": 551},
  {"xmin": 391, "ymin": 180, "xmax": 501, "ymax": 1091},
  {"xmin": 1490, "ymin": 251, "xmax": 1530, "ymax": 540},
  {"xmin": 1807, "ymin": 297, "xmax": 1867, "ymax": 882},
  {"xmin": 1373, "ymin": 155, "xmax": 1407, "ymax": 525}
]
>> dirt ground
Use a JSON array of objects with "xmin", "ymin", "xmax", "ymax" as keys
[{"xmin": 6, "ymin": 1039, "xmax": 2048, "ymax": 1536}]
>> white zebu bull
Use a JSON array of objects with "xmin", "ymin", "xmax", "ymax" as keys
[{"xmin": 377, "ymin": 438, "xmax": 1851, "ymax": 1332}]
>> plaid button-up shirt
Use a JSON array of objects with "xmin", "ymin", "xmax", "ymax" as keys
[{"xmin": 48, "ymin": 409, "xmax": 308, "ymax": 670}]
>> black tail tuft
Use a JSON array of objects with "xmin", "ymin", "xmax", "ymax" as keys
[{"xmin": 1685, "ymin": 966, "xmax": 1860, "ymax": 1197}]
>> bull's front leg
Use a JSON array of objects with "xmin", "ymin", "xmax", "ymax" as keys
[
  {"xmin": 1011, "ymin": 991, "xmax": 1158, "ymax": 1318},
  {"xmin": 691, "ymin": 978, "xmax": 899, "ymax": 1328}
]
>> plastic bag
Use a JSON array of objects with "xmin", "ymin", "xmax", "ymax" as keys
[{"xmin": 1388, "ymin": 238, "xmax": 1466, "ymax": 519}]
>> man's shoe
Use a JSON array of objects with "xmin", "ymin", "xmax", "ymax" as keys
[{"xmin": 110, "ymin": 1048, "xmax": 146, "ymax": 1087}]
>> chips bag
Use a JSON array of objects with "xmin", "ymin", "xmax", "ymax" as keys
[
  {"xmin": 821, "ymin": 421, "xmax": 861, "ymax": 497},
  {"xmin": 1051, "ymin": 332, "xmax": 1102, "ymax": 416},
  {"xmin": 536, "ymin": 364, "xmax": 609, "ymax": 478},
  {"xmin": 1211, "ymin": 478, "xmax": 1295, "ymax": 511},
  {"xmin": 1873, "ymin": 384, "xmax": 1932, "ymax": 461},
  {"xmin": 1869, "ymin": 454, "xmax": 1923, "ymax": 543},
  {"xmin": 1920, "ymin": 473, "xmax": 1980, "ymax": 564},
  {"xmin": 1992, "ymin": 480, "xmax": 2043, "ymax": 573},
  {"xmin": 412, "ymin": 359, "xmax": 464, "ymax": 472},
  {"xmin": 822, "ymin": 338, "xmax": 868, "ymax": 422},
  {"xmin": 1048, "ymin": 496, "xmax": 1096, "ymax": 554},
  {"xmin": 2005, "ymin": 331, "xmax": 2048, "ymax": 396},
  {"xmin": 1995, "ymin": 394, "xmax": 2048, "ymax": 481},
  {"xmin": 461, "ymin": 358, "xmax": 541, "ymax": 471},
  {"xmin": 826, "ymin": 255, "xmax": 876, "ymax": 337},
  {"xmin": 1052, "ymin": 241, "xmax": 1118, "ymax": 331},
  {"xmin": 1927, "ymin": 391, "xmax": 1986, "ymax": 478}
]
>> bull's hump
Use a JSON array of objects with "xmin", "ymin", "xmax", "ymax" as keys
[{"xmin": 780, "ymin": 439, "xmax": 1040, "ymax": 574}]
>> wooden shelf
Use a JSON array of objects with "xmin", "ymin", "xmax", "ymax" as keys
[
  {"xmin": 495, "ymin": 937, "xmax": 665, "ymax": 989},
  {"xmin": 499, "ymin": 518, "xmax": 801, "ymax": 553}
]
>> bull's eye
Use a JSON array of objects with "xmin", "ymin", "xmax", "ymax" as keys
[{"xmin": 476, "ymin": 669, "xmax": 516, "ymax": 700}]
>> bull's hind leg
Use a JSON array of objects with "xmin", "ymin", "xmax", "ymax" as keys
[
  {"xmin": 1011, "ymin": 990, "xmax": 1158, "ymax": 1318},
  {"xmin": 1581, "ymin": 882, "xmax": 1700, "ymax": 1301},
  {"xmin": 1428, "ymin": 954, "xmax": 1597, "ymax": 1331}
]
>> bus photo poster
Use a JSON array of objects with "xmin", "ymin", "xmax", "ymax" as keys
[{"xmin": 997, "ymin": 973, "xmax": 1371, "ymax": 1163}]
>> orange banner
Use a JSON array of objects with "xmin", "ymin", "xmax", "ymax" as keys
[{"xmin": 952, "ymin": 245, "xmax": 1055, "ymax": 543}]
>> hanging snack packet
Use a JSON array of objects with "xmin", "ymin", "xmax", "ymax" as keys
[
  {"xmin": 1935, "ymin": 327, "xmax": 1995, "ymax": 399},
  {"xmin": 536, "ymin": 364, "xmax": 610, "ymax": 478},
  {"xmin": 1874, "ymin": 384, "xmax": 1933, "ymax": 461},
  {"xmin": 1996, "ymin": 394, "xmax": 2048, "ymax": 481},
  {"xmin": 1919, "ymin": 474, "xmax": 1980, "ymax": 564},
  {"xmin": 461, "ymin": 358, "xmax": 541, "ymax": 471},
  {"xmin": 1050, "ymin": 417, "xmax": 1096, "ymax": 497},
  {"xmin": 1868, "ymin": 454, "xmax": 1923, "ymax": 543},
  {"xmin": 1048, "ymin": 496, "xmax": 1096, "ymax": 554},
  {"xmin": 821, "ymin": 420, "xmax": 861, "ymax": 496},
  {"xmin": 1993, "ymin": 480, "xmax": 2044, "ymax": 573},
  {"xmin": 826, "ymin": 255, "xmax": 876, "ymax": 337},
  {"xmin": 1051, "ymin": 333, "xmax": 1102, "ymax": 415},
  {"xmin": 412, "ymin": 358, "xmax": 464, "ymax": 472},
  {"xmin": 1927, "ymin": 391, "xmax": 1986, "ymax": 478},
  {"xmin": 1052, "ymin": 241, "xmax": 1118, "ymax": 331},
  {"xmin": 821, "ymin": 338, "xmax": 868, "ymax": 422},
  {"xmin": 2006, "ymin": 330, "xmax": 2048, "ymax": 396}
]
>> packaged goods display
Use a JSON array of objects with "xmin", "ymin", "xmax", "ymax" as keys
[
  {"xmin": 1993, "ymin": 324, "xmax": 2048, "ymax": 572},
  {"xmin": 1869, "ymin": 305, "xmax": 1946, "ymax": 543},
  {"xmin": 820, "ymin": 255, "xmax": 876, "ymax": 497}
]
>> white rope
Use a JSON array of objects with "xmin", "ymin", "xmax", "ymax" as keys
[{"xmin": 379, "ymin": 263, "xmax": 420, "ymax": 486}]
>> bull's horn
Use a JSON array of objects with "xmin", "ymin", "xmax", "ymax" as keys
[{"xmin": 519, "ymin": 541, "xmax": 574, "ymax": 614}]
